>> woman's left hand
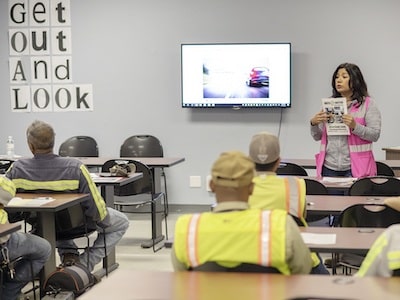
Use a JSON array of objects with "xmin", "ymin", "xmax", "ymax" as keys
[{"xmin": 342, "ymin": 114, "xmax": 356, "ymax": 130}]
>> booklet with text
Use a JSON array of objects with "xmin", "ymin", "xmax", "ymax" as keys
[{"xmin": 321, "ymin": 97, "xmax": 349, "ymax": 135}]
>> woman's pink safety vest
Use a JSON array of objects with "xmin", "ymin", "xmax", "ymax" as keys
[{"xmin": 315, "ymin": 97, "xmax": 377, "ymax": 178}]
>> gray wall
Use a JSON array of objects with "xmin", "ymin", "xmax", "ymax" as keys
[{"xmin": 1, "ymin": 0, "xmax": 399, "ymax": 205}]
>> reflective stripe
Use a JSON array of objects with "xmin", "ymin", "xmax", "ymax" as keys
[
  {"xmin": 388, "ymin": 250, "xmax": 400, "ymax": 271},
  {"xmin": 282, "ymin": 177, "xmax": 305, "ymax": 220},
  {"xmin": 356, "ymin": 233, "xmax": 387, "ymax": 277},
  {"xmin": 259, "ymin": 210, "xmax": 271, "ymax": 265},
  {"xmin": 0, "ymin": 210, "xmax": 8, "ymax": 224},
  {"xmin": 80, "ymin": 165, "xmax": 108, "ymax": 220},
  {"xmin": 295, "ymin": 179, "xmax": 303, "ymax": 219},
  {"xmin": 349, "ymin": 144, "xmax": 373, "ymax": 152},
  {"xmin": 187, "ymin": 214, "xmax": 201, "ymax": 267},
  {"xmin": 0, "ymin": 177, "xmax": 16, "ymax": 197},
  {"xmin": 12, "ymin": 178, "xmax": 79, "ymax": 191},
  {"xmin": 283, "ymin": 178, "xmax": 290, "ymax": 212}
]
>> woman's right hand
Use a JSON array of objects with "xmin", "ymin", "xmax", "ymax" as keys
[{"xmin": 310, "ymin": 111, "xmax": 330, "ymax": 126}]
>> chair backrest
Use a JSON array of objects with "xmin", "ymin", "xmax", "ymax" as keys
[
  {"xmin": 304, "ymin": 178, "xmax": 328, "ymax": 195},
  {"xmin": 0, "ymin": 159, "xmax": 14, "ymax": 174},
  {"xmin": 190, "ymin": 262, "xmax": 281, "ymax": 274},
  {"xmin": 338, "ymin": 204, "xmax": 400, "ymax": 228},
  {"xmin": 102, "ymin": 159, "xmax": 153, "ymax": 196},
  {"xmin": 348, "ymin": 176, "xmax": 400, "ymax": 196},
  {"xmin": 120, "ymin": 135, "xmax": 163, "ymax": 157},
  {"xmin": 59, "ymin": 136, "xmax": 99, "ymax": 157},
  {"xmin": 276, "ymin": 162, "xmax": 308, "ymax": 176},
  {"xmin": 376, "ymin": 161, "xmax": 395, "ymax": 176}
]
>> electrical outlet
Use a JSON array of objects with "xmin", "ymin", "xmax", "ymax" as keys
[{"xmin": 189, "ymin": 176, "xmax": 201, "ymax": 188}]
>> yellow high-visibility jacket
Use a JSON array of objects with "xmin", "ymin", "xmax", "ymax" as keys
[
  {"xmin": 173, "ymin": 207, "xmax": 312, "ymax": 275},
  {"xmin": 356, "ymin": 224, "xmax": 400, "ymax": 277}
]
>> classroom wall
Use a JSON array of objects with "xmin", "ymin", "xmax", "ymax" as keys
[{"xmin": 1, "ymin": 0, "xmax": 399, "ymax": 205}]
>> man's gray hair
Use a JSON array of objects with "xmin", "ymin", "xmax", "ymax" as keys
[{"xmin": 26, "ymin": 120, "xmax": 55, "ymax": 150}]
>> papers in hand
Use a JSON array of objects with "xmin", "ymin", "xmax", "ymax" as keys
[
  {"xmin": 321, "ymin": 97, "xmax": 350, "ymax": 136},
  {"xmin": 301, "ymin": 233, "xmax": 336, "ymax": 245},
  {"xmin": 7, "ymin": 197, "xmax": 54, "ymax": 207}
]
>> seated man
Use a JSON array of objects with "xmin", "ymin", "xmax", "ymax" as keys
[
  {"xmin": 0, "ymin": 177, "xmax": 51, "ymax": 300},
  {"xmin": 356, "ymin": 223, "xmax": 400, "ymax": 277},
  {"xmin": 172, "ymin": 151, "xmax": 313, "ymax": 274},
  {"xmin": 248, "ymin": 131, "xmax": 329, "ymax": 274},
  {"xmin": 6, "ymin": 120, "xmax": 129, "ymax": 272}
]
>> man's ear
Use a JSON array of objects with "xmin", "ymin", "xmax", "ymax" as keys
[
  {"xmin": 273, "ymin": 157, "xmax": 281, "ymax": 171},
  {"xmin": 209, "ymin": 180, "xmax": 215, "ymax": 192},
  {"xmin": 28, "ymin": 142, "xmax": 35, "ymax": 153},
  {"xmin": 248, "ymin": 182, "xmax": 254, "ymax": 195}
]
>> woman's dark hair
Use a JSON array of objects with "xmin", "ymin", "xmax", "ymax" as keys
[{"xmin": 331, "ymin": 63, "xmax": 369, "ymax": 105}]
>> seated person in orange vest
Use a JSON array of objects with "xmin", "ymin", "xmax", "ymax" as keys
[
  {"xmin": 248, "ymin": 132, "xmax": 329, "ymax": 275},
  {"xmin": 171, "ymin": 151, "xmax": 313, "ymax": 274}
]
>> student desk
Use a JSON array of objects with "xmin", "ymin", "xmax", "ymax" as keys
[
  {"xmin": 306, "ymin": 195, "xmax": 386, "ymax": 217},
  {"xmin": 92, "ymin": 173, "xmax": 143, "ymax": 275},
  {"xmin": 165, "ymin": 226, "xmax": 383, "ymax": 256},
  {"xmin": 5, "ymin": 193, "xmax": 89, "ymax": 288},
  {"xmin": 79, "ymin": 157, "xmax": 185, "ymax": 194},
  {"xmin": 0, "ymin": 223, "xmax": 21, "ymax": 237},
  {"xmin": 91, "ymin": 173, "xmax": 143, "ymax": 207},
  {"xmin": 79, "ymin": 269, "xmax": 400, "ymax": 300},
  {"xmin": 299, "ymin": 226, "xmax": 384, "ymax": 254},
  {"xmin": 282, "ymin": 158, "xmax": 400, "ymax": 171}
]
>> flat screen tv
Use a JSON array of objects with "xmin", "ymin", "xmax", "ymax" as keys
[{"xmin": 181, "ymin": 43, "xmax": 291, "ymax": 108}]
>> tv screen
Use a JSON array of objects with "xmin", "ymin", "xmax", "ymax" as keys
[{"xmin": 181, "ymin": 43, "xmax": 291, "ymax": 108}]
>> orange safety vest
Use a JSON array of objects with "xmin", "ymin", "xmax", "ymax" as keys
[{"xmin": 174, "ymin": 209, "xmax": 291, "ymax": 275}]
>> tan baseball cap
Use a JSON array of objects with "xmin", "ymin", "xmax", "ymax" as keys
[
  {"xmin": 211, "ymin": 151, "xmax": 255, "ymax": 188},
  {"xmin": 249, "ymin": 131, "xmax": 280, "ymax": 164}
]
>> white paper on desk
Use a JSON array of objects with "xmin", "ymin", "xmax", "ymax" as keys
[
  {"xmin": 7, "ymin": 197, "xmax": 54, "ymax": 207},
  {"xmin": 301, "ymin": 233, "xmax": 336, "ymax": 245},
  {"xmin": 321, "ymin": 177, "xmax": 357, "ymax": 185}
]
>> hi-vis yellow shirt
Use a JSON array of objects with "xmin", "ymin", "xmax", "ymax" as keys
[
  {"xmin": 174, "ymin": 209, "xmax": 291, "ymax": 275},
  {"xmin": 356, "ymin": 224, "xmax": 400, "ymax": 277},
  {"xmin": 249, "ymin": 173, "xmax": 322, "ymax": 269},
  {"xmin": 0, "ymin": 177, "xmax": 16, "ymax": 244},
  {"xmin": 249, "ymin": 173, "xmax": 307, "ymax": 224}
]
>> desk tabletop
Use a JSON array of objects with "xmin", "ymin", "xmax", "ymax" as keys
[
  {"xmin": 300, "ymin": 226, "xmax": 384, "ymax": 254},
  {"xmin": 5, "ymin": 193, "xmax": 89, "ymax": 212},
  {"xmin": 165, "ymin": 226, "xmax": 383, "ymax": 254},
  {"xmin": 91, "ymin": 172, "xmax": 143, "ymax": 186},
  {"xmin": 283, "ymin": 158, "xmax": 400, "ymax": 170},
  {"xmin": 79, "ymin": 269, "xmax": 400, "ymax": 300},
  {"xmin": 306, "ymin": 195, "xmax": 386, "ymax": 215},
  {"xmin": 0, "ymin": 223, "xmax": 21, "ymax": 237},
  {"xmin": 77, "ymin": 157, "xmax": 185, "ymax": 168}
]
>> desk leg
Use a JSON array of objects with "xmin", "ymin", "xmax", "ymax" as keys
[
  {"xmin": 152, "ymin": 168, "xmax": 162, "ymax": 193},
  {"xmin": 37, "ymin": 211, "xmax": 56, "ymax": 294},
  {"xmin": 140, "ymin": 193, "xmax": 165, "ymax": 249},
  {"xmin": 98, "ymin": 185, "xmax": 119, "ymax": 276}
]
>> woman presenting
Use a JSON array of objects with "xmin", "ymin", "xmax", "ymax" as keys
[{"xmin": 310, "ymin": 63, "xmax": 381, "ymax": 178}]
